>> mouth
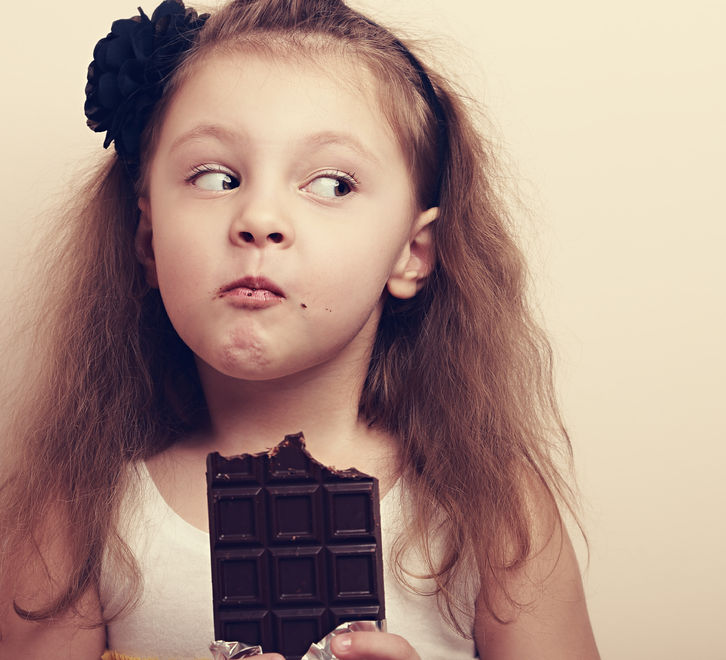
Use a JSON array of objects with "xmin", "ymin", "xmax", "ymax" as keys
[
  {"xmin": 216, "ymin": 276, "xmax": 286, "ymax": 308},
  {"xmin": 219, "ymin": 276, "xmax": 285, "ymax": 297}
]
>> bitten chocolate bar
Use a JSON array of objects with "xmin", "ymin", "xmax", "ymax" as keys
[{"xmin": 206, "ymin": 433, "xmax": 385, "ymax": 660}]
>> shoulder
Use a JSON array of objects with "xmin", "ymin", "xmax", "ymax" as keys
[
  {"xmin": 0, "ymin": 506, "xmax": 106, "ymax": 658},
  {"xmin": 0, "ymin": 590, "xmax": 105, "ymax": 659},
  {"xmin": 473, "ymin": 475, "xmax": 601, "ymax": 660}
]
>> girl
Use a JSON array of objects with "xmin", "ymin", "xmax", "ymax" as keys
[{"xmin": 0, "ymin": 0, "xmax": 600, "ymax": 658}]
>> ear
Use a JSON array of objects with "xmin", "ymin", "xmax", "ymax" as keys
[
  {"xmin": 135, "ymin": 198, "xmax": 159, "ymax": 288},
  {"xmin": 386, "ymin": 206, "xmax": 438, "ymax": 299}
]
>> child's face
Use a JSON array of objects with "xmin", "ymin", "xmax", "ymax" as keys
[{"xmin": 138, "ymin": 51, "xmax": 434, "ymax": 383}]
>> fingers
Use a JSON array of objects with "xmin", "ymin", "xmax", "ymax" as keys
[
  {"xmin": 330, "ymin": 631, "xmax": 420, "ymax": 660},
  {"xmin": 258, "ymin": 654, "xmax": 285, "ymax": 660}
]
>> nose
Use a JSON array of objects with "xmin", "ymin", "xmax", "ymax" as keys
[{"xmin": 229, "ymin": 186, "xmax": 295, "ymax": 248}]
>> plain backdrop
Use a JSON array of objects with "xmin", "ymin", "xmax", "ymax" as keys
[{"xmin": 1, "ymin": 1, "xmax": 724, "ymax": 658}]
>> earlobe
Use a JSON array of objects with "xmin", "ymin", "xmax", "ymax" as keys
[
  {"xmin": 135, "ymin": 199, "xmax": 159, "ymax": 288},
  {"xmin": 386, "ymin": 206, "xmax": 438, "ymax": 300}
]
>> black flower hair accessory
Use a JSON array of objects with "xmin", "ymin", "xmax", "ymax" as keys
[{"xmin": 84, "ymin": 0, "xmax": 209, "ymax": 166}]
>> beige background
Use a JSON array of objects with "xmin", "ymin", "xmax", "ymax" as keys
[{"xmin": 1, "ymin": 1, "xmax": 724, "ymax": 657}]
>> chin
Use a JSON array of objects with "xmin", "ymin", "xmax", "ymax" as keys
[{"xmin": 198, "ymin": 348, "xmax": 300, "ymax": 384}]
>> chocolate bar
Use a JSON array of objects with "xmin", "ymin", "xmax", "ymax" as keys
[{"xmin": 206, "ymin": 433, "xmax": 385, "ymax": 660}]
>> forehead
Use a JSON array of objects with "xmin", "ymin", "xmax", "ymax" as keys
[{"xmin": 156, "ymin": 48, "xmax": 402, "ymax": 161}]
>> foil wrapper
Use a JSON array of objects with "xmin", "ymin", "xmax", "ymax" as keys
[
  {"xmin": 302, "ymin": 620, "xmax": 386, "ymax": 660},
  {"xmin": 209, "ymin": 640, "xmax": 263, "ymax": 659},
  {"xmin": 209, "ymin": 620, "xmax": 385, "ymax": 660}
]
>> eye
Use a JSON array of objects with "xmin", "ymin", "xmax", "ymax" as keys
[
  {"xmin": 188, "ymin": 166, "xmax": 240, "ymax": 191},
  {"xmin": 304, "ymin": 171, "xmax": 357, "ymax": 199}
]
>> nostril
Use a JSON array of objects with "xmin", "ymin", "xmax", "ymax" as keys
[
  {"xmin": 241, "ymin": 231, "xmax": 254, "ymax": 243},
  {"xmin": 267, "ymin": 232, "xmax": 283, "ymax": 244}
]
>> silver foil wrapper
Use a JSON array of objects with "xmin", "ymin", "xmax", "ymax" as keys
[
  {"xmin": 209, "ymin": 620, "xmax": 385, "ymax": 660},
  {"xmin": 302, "ymin": 620, "xmax": 386, "ymax": 660},
  {"xmin": 210, "ymin": 640, "xmax": 263, "ymax": 659}
]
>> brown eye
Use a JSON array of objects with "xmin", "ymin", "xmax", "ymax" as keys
[
  {"xmin": 192, "ymin": 170, "xmax": 239, "ymax": 191},
  {"xmin": 305, "ymin": 173, "xmax": 356, "ymax": 198}
]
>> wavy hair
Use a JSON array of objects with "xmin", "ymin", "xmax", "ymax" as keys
[{"xmin": 0, "ymin": 0, "xmax": 579, "ymax": 636}]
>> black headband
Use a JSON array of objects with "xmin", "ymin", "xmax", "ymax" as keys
[{"xmin": 391, "ymin": 38, "xmax": 448, "ymax": 207}]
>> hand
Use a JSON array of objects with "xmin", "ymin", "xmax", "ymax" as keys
[{"xmin": 329, "ymin": 632, "xmax": 420, "ymax": 659}]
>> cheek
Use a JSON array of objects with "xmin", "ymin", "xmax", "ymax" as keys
[
  {"xmin": 299, "ymin": 261, "xmax": 395, "ymax": 338},
  {"xmin": 300, "ymin": 244, "xmax": 391, "ymax": 309},
  {"xmin": 152, "ymin": 247, "xmax": 215, "ymax": 338},
  {"xmin": 153, "ymin": 224, "xmax": 210, "ymax": 284}
]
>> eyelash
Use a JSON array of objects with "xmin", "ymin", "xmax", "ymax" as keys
[{"xmin": 185, "ymin": 164, "xmax": 237, "ymax": 184}]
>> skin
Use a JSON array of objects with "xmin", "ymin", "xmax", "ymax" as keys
[{"xmin": 0, "ymin": 49, "xmax": 599, "ymax": 659}]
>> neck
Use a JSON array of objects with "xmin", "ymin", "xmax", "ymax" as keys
[{"xmin": 193, "ymin": 354, "xmax": 395, "ymax": 474}]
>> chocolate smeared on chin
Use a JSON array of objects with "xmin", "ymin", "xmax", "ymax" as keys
[{"xmin": 206, "ymin": 433, "xmax": 385, "ymax": 660}]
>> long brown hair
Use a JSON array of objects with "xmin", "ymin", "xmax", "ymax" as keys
[{"xmin": 1, "ymin": 0, "xmax": 579, "ymax": 636}]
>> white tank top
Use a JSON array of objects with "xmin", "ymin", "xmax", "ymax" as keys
[{"xmin": 100, "ymin": 463, "xmax": 477, "ymax": 659}]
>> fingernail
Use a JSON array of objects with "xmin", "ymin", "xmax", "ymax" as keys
[{"xmin": 333, "ymin": 635, "xmax": 352, "ymax": 655}]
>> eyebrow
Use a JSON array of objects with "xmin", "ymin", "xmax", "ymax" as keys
[
  {"xmin": 168, "ymin": 124, "xmax": 381, "ymax": 165},
  {"xmin": 168, "ymin": 124, "xmax": 241, "ymax": 154},
  {"xmin": 302, "ymin": 131, "xmax": 381, "ymax": 165}
]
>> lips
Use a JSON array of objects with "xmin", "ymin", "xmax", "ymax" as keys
[
  {"xmin": 219, "ymin": 276, "xmax": 285, "ymax": 297},
  {"xmin": 217, "ymin": 276, "xmax": 286, "ymax": 309}
]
